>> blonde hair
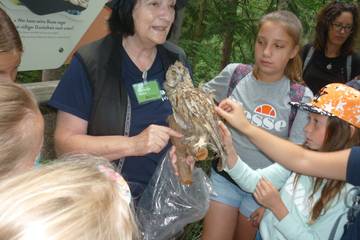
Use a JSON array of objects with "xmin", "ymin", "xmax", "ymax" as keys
[
  {"xmin": 0, "ymin": 7, "xmax": 23, "ymax": 53},
  {"xmin": 253, "ymin": 10, "xmax": 303, "ymax": 83},
  {"xmin": 0, "ymin": 154, "xmax": 139, "ymax": 240},
  {"xmin": 0, "ymin": 82, "xmax": 43, "ymax": 179}
]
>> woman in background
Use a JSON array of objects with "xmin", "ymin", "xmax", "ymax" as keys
[{"xmin": 302, "ymin": 1, "xmax": 360, "ymax": 94}]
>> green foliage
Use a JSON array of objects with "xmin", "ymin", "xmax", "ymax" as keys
[
  {"xmin": 180, "ymin": 36, "xmax": 223, "ymax": 86},
  {"xmin": 179, "ymin": 0, "xmax": 338, "ymax": 87},
  {"xmin": 17, "ymin": 70, "xmax": 42, "ymax": 83},
  {"xmin": 17, "ymin": 65, "xmax": 67, "ymax": 83},
  {"xmin": 177, "ymin": 221, "xmax": 203, "ymax": 240}
]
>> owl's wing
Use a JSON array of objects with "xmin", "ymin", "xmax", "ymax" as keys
[{"xmin": 173, "ymin": 87, "xmax": 226, "ymax": 166}]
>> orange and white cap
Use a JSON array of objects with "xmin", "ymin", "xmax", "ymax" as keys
[{"xmin": 290, "ymin": 83, "xmax": 360, "ymax": 128}]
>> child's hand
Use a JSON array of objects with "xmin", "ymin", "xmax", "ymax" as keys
[
  {"xmin": 254, "ymin": 178, "xmax": 281, "ymax": 209},
  {"xmin": 254, "ymin": 178, "xmax": 288, "ymax": 220},
  {"xmin": 170, "ymin": 146, "xmax": 194, "ymax": 176},
  {"xmin": 218, "ymin": 121, "xmax": 238, "ymax": 169},
  {"xmin": 215, "ymin": 98, "xmax": 250, "ymax": 133},
  {"xmin": 249, "ymin": 207, "xmax": 265, "ymax": 227}
]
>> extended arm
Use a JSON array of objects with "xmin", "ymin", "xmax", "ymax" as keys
[
  {"xmin": 215, "ymin": 99, "xmax": 350, "ymax": 180},
  {"xmin": 219, "ymin": 121, "xmax": 290, "ymax": 192}
]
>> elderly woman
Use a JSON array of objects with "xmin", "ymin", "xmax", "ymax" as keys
[
  {"xmin": 302, "ymin": 1, "xmax": 360, "ymax": 94},
  {"xmin": 49, "ymin": 0, "xmax": 189, "ymax": 200}
]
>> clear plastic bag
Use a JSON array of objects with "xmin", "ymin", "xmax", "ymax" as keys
[{"xmin": 136, "ymin": 152, "xmax": 212, "ymax": 240}]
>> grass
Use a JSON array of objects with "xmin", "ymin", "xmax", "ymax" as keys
[{"xmin": 177, "ymin": 221, "xmax": 203, "ymax": 240}]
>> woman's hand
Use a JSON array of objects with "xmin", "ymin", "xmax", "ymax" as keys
[
  {"xmin": 254, "ymin": 178, "xmax": 288, "ymax": 221},
  {"xmin": 131, "ymin": 124, "xmax": 182, "ymax": 156},
  {"xmin": 215, "ymin": 98, "xmax": 251, "ymax": 133},
  {"xmin": 218, "ymin": 121, "xmax": 238, "ymax": 169}
]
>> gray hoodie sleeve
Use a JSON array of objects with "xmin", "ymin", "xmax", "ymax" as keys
[{"xmin": 288, "ymin": 87, "xmax": 313, "ymax": 144}]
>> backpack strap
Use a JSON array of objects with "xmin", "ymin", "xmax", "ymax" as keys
[
  {"xmin": 226, "ymin": 64, "xmax": 253, "ymax": 97},
  {"xmin": 226, "ymin": 64, "xmax": 305, "ymax": 137},
  {"xmin": 303, "ymin": 46, "xmax": 315, "ymax": 72},
  {"xmin": 328, "ymin": 187, "xmax": 360, "ymax": 240},
  {"xmin": 346, "ymin": 79, "xmax": 360, "ymax": 90},
  {"xmin": 346, "ymin": 55, "xmax": 352, "ymax": 82},
  {"xmin": 328, "ymin": 212, "xmax": 346, "ymax": 240},
  {"xmin": 288, "ymin": 82, "xmax": 305, "ymax": 137}
]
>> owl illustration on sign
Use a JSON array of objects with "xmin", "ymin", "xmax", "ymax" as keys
[{"xmin": 164, "ymin": 61, "xmax": 226, "ymax": 171}]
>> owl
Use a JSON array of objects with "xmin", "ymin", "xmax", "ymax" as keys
[{"xmin": 164, "ymin": 61, "xmax": 226, "ymax": 171}]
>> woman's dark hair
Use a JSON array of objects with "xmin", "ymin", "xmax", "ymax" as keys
[
  {"xmin": 108, "ymin": 0, "xmax": 185, "ymax": 37},
  {"xmin": 0, "ymin": 7, "xmax": 23, "ymax": 53},
  {"xmin": 313, "ymin": 1, "xmax": 359, "ymax": 55}
]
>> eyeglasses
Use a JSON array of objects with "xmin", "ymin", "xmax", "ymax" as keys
[{"xmin": 332, "ymin": 22, "xmax": 353, "ymax": 33}]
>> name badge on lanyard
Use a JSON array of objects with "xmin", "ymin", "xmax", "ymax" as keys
[{"xmin": 132, "ymin": 79, "xmax": 162, "ymax": 104}]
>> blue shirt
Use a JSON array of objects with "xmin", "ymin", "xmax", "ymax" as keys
[
  {"xmin": 341, "ymin": 147, "xmax": 360, "ymax": 240},
  {"xmin": 49, "ymin": 48, "xmax": 173, "ymax": 198},
  {"xmin": 347, "ymin": 147, "xmax": 360, "ymax": 186}
]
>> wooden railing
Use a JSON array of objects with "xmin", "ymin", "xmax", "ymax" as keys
[{"xmin": 23, "ymin": 80, "xmax": 59, "ymax": 104}]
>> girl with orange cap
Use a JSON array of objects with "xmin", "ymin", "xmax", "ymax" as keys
[{"xmin": 215, "ymin": 83, "xmax": 360, "ymax": 239}]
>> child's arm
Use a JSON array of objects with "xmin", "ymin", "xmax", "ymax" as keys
[
  {"xmin": 254, "ymin": 178, "xmax": 288, "ymax": 221},
  {"xmin": 255, "ymin": 177, "xmax": 348, "ymax": 240},
  {"xmin": 215, "ymin": 98, "xmax": 349, "ymax": 181},
  {"xmin": 219, "ymin": 121, "xmax": 290, "ymax": 192}
]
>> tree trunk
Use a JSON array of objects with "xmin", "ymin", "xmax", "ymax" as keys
[
  {"xmin": 221, "ymin": 31, "xmax": 234, "ymax": 69},
  {"xmin": 192, "ymin": 0, "xmax": 207, "ymax": 41},
  {"xmin": 169, "ymin": 8, "xmax": 186, "ymax": 44},
  {"xmin": 220, "ymin": 0, "xmax": 238, "ymax": 69},
  {"xmin": 277, "ymin": 0, "xmax": 288, "ymax": 9}
]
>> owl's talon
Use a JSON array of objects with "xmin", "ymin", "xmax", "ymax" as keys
[{"xmin": 195, "ymin": 147, "xmax": 208, "ymax": 161}]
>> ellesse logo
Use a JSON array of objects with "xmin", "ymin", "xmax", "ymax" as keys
[
  {"xmin": 244, "ymin": 104, "xmax": 287, "ymax": 132},
  {"xmin": 254, "ymin": 104, "xmax": 277, "ymax": 118}
]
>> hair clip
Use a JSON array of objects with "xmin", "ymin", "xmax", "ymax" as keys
[{"xmin": 98, "ymin": 164, "xmax": 131, "ymax": 205}]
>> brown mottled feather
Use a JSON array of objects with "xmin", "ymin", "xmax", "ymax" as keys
[{"xmin": 164, "ymin": 61, "xmax": 226, "ymax": 170}]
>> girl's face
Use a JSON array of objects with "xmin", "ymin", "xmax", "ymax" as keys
[
  {"xmin": 0, "ymin": 50, "xmax": 21, "ymax": 82},
  {"xmin": 304, "ymin": 113, "xmax": 328, "ymax": 150},
  {"xmin": 327, "ymin": 11, "xmax": 353, "ymax": 48},
  {"xmin": 132, "ymin": 0, "xmax": 176, "ymax": 47},
  {"xmin": 254, "ymin": 21, "xmax": 298, "ymax": 81}
]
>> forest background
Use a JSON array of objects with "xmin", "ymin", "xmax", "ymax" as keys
[
  {"xmin": 18, "ymin": 0, "xmax": 360, "ymax": 239},
  {"xmin": 18, "ymin": 0, "xmax": 360, "ymax": 84}
]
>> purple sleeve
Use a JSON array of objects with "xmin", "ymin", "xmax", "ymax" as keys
[{"xmin": 346, "ymin": 147, "xmax": 360, "ymax": 186}]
